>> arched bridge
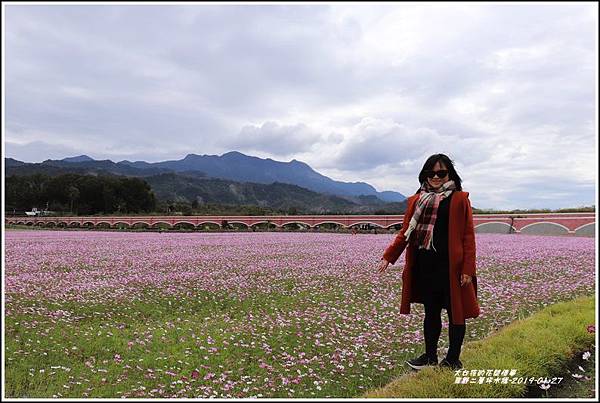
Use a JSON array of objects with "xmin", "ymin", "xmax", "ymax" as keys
[{"xmin": 6, "ymin": 212, "xmax": 595, "ymax": 236}]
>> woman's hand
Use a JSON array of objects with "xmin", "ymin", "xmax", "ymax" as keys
[
  {"xmin": 378, "ymin": 258, "xmax": 390, "ymax": 273},
  {"xmin": 460, "ymin": 273, "xmax": 472, "ymax": 286}
]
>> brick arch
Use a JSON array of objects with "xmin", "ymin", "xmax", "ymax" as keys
[
  {"xmin": 520, "ymin": 222, "xmax": 570, "ymax": 235},
  {"xmin": 349, "ymin": 221, "xmax": 387, "ymax": 228},
  {"xmin": 172, "ymin": 221, "xmax": 196, "ymax": 227},
  {"xmin": 281, "ymin": 221, "xmax": 312, "ymax": 227},
  {"xmin": 196, "ymin": 220, "xmax": 223, "ymax": 226},
  {"xmin": 248, "ymin": 220, "xmax": 281, "ymax": 228},
  {"xmin": 5, "ymin": 213, "xmax": 595, "ymax": 236},
  {"xmin": 313, "ymin": 221, "xmax": 347, "ymax": 228},
  {"xmin": 227, "ymin": 221, "xmax": 251, "ymax": 228},
  {"xmin": 574, "ymin": 222, "xmax": 595, "ymax": 237},
  {"xmin": 148, "ymin": 221, "xmax": 172, "ymax": 228},
  {"xmin": 130, "ymin": 221, "xmax": 152, "ymax": 227},
  {"xmin": 475, "ymin": 222, "xmax": 516, "ymax": 234}
]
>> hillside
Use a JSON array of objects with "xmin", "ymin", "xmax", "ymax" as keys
[{"xmin": 5, "ymin": 152, "xmax": 406, "ymax": 202}]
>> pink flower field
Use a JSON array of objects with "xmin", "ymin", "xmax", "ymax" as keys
[{"xmin": 4, "ymin": 230, "xmax": 596, "ymax": 398}]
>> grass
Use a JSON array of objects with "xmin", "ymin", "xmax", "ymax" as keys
[
  {"xmin": 363, "ymin": 295, "xmax": 596, "ymax": 398},
  {"xmin": 525, "ymin": 343, "xmax": 596, "ymax": 398},
  {"xmin": 5, "ymin": 283, "xmax": 402, "ymax": 398},
  {"xmin": 7, "ymin": 289, "xmax": 595, "ymax": 398}
]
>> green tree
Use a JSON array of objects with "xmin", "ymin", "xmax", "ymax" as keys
[{"xmin": 68, "ymin": 185, "xmax": 80, "ymax": 214}]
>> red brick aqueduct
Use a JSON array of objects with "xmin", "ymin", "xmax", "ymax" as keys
[{"xmin": 6, "ymin": 212, "xmax": 595, "ymax": 236}]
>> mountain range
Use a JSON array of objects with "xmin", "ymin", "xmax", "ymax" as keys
[{"xmin": 5, "ymin": 152, "xmax": 407, "ymax": 214}]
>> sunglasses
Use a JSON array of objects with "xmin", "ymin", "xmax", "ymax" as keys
[{"xmin": 425, "ymin": 169, "xmax": 449, "ymax": 179}]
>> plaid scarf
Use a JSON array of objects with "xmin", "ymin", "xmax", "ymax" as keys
[{"xmin": 403, "ymin": 180, "xmax": 456, "ymax": 251}]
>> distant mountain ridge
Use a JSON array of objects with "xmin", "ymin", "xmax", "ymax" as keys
[
  {"xmin": 62, "ymin": 155, "xmax": 95, "ymax": 163},
  {"xmin": 5, "ymin": 155, "xmax": 408, "ymax": 214},
  {"xmin": 120, "ymin": 151, "xmax": 406, "ymax": 202},
  {"xmin": 7, "ymin": 151, "xmax": 406, "ymax": 202},
  {"xmin": 143, "ymin": 172, "xmax": 407, "ymax": 214}
]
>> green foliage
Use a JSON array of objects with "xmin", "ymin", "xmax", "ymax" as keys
[
  {"xmin": 5, "ymin": 166, "xmax": 408, "ymax": 216},
  {"xmin": 6, "ymin": 173, "xmax": 156, "ymax": 215},
  {"xmin": 145, "ymin": 173, "xmax": 407, "ymax": 215},
  {"xmin": 364, "ymin": 295, "xmax": 595, "ymax": 398}
]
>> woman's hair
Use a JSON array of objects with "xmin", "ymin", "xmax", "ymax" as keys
[{"xmin": 416, "ymin": 153, "xmax": 462, "ymax": 193}]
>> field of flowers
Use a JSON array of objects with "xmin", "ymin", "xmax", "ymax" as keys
[{"xmin": 4, "ymin": 230, "xmax": 595, "ymax": 398}]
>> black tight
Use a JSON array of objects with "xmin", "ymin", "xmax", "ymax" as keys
[{"xmin": 423, "ymin": 291, "xmax": 466, "ymax": 362}]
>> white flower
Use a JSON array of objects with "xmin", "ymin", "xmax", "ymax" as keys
[
  {"xmin": 578, "ymin": 365, "xmax": 585, "ymax": 372},
  {"xmin": 582, "ymin": 351, "xmax": 591, "ymax": 360},
  {"xmin": 571, "ymin": 373, "xmax": 583, "ymax": 379},
  {"xmin": 539, "ymin": 383, "xmax": 551, "ymax": 390}
]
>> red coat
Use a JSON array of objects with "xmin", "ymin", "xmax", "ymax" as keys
[{"xmin": 382, "ymin": 190, "xmax": 480, "ymax": 325}]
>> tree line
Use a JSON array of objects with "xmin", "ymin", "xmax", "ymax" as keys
[
  {"xmin": 6, "ymin": 173, "xmax": 156, "ymax": 215},
  {"xmin": 9, "ymin": 173, "xmax": 591, "ymax": 217}
]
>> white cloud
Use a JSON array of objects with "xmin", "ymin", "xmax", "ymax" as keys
[
  {"xmin": 227, "ymin": 121, "xmax": 322, "ymax": 156},
  {"xmin": 3, "ymin": 2, "xmax": 597, "ymax": 209}
]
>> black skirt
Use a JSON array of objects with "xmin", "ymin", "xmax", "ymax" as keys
[{"xmin": 415, "ymin": 251, "xmax": 451, "ymax": 309}]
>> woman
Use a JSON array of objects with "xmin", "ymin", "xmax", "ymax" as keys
[{"xmin": 378, "ymin": 153, "xmax": 479, "ymax": 371}]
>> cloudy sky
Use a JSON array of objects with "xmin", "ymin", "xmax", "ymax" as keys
[{"xmin": 3, "ymin": 2, "xmax": 598, "ymax": 210}]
